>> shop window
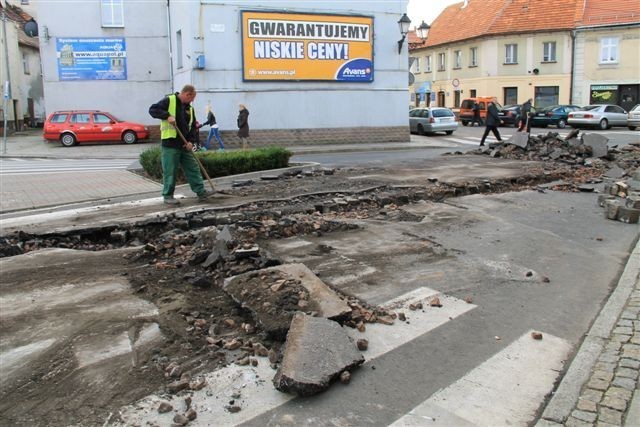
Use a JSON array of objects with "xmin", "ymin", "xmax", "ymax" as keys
[
  {"xmin": 534, "ymin": 86, "xmax": 559, "ymax": 108},
  {"xmin": 504, "ymin": 87, "xmax": 518, "ymax": 106},
  {"xmin": 101, "ymin": 0, "xmax": 124, "ymax": 27}
]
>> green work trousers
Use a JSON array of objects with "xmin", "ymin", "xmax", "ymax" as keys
[{"xmin": 161, "ymin": 146, "xmax": 205, "ymax": 198}]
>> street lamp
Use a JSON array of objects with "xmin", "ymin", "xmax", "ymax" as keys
[
  {"xmin": 397, "ymin": 13, "xmax": 411, "ymax": 54},
  {"xmin": 417, "ymin": 21, "xmax": 430, "ymax": 41}
]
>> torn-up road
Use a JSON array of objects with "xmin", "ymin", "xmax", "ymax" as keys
[{"xmin": 1, "ymin": 152, "xmax": 639, "ymax": 426}]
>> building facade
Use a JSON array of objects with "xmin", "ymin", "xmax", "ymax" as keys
[
  {"xmin": 0, "ymin": 0, "xmax": 44, "ymax": 131},
  {"xmin": 35, "ymin": 0, "xmax": 411, "ymax": 144},
  {"xmin": 409, "ymin": 0, "xmax": 640, "ymax": 111}
]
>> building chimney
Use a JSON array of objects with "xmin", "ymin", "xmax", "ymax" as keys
[{"xmin": 462, "ymin": 0, "xmax": 469, "ymax": 8}]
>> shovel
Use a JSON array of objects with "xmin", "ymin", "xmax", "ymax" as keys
[{"xmin": 171, "ymin": 123, "xmax": 216, "ymax": 193}]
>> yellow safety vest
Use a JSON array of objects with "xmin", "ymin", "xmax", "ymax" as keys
[{"xmin": 160, "ymin": 94, "xmax": 193, "ymax": 139}]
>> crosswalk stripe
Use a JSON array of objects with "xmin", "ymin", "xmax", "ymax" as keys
[
  {"xmin": 389, "ymin": 331, "xmax": 571, "ymax": 427},
  {"xmin": 117, "ymin": 287, "xmax": 476, "ymax": 426}
]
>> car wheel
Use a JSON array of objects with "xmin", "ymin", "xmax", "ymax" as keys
[
  {"xmin": 123, "ymin": 130, "xmax": 137, "ymax": 144},
  {"xmin": 557, "ymin": 119, "xmax": 567, "ymax": 129},
  {"xmin": 629, "ymin": 126, "xmax": 637, "ymax": 131},
  {"xmin": 60, "ymin": 133, "xmax": 76, "ymax": 147},
  {"xmin": 599, "ymin": 119, "xmax": 608, "ymax": 130},
  {"xmin": 445, "ymin": 130, "xmax": 453, "ymax": 135},
  {"xmin": 461, "ymin": 121, "xmax": 468, "ymax": 126},
  {"xmin": 417, "ymin": 124, "xmax": 425, "ymax": 135}
]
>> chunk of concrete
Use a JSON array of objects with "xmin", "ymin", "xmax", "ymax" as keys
[
  {"xmin": 583, "ymin": 133, "xmax": 609, "ymax": 158},
  {"xmin": 505, "ymin": 132, "xmax": 529, "ymax": 149},
  {"xmin": 273, "ymin": 313, "xmax": 364, "ymax": 396},
  {"xmin": 617, "ymin": 206, "xmax": 640, "ymax": 224},
  {"xmin": 604, "ymin": 200, "xmax": 621, "ymax": 220},
  {"xmin": 223, "ymin": 264, "xmax": 351, "ymax": 339}
]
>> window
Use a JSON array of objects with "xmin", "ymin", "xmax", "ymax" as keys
[
  {"xmin": 534, "ymin": 86, "xmax": 559, "ymax": 108},
  {"xmin": 50, "ymin": 114, "xmax": 68, "ymax": 123},
  {"xmin": 101, "ymin": 0, "xmax": 124, "ymax": 27},
  {"xmin": 176, "ymin": 30, "xmax": 183, "ymax": 69},
  {"xmin": 504, "ymin": 87, "xmax": 518, "ymax": 105},
  {"xmin": 470, "ymin": 89, "xmax": 477, "ymax": 98},
  {"xmin": 93, "ymin": 113, "xmax": 112, "ymax": 124},
  {"xmin": 505, "ymin": 44, "xmax": 518, "ymax": 64},
  {"xmin": 70, "ymin": 113, "xmax": 91, "ymax": 124},
  {"xmin": 470, "ymin": 47, "xmax": 478, "ymax": 66},
  {"xmin": 454, "ymin": 90, "xmax": 461, "ymax": 107},
  {"xmin": 543, "ymin": 42, "xmax": 556, "ymax": 62},
  {"xmin": 600, "ymin": 37, "xmax": 619, "ymax": 63},
  {"xmin": 438, "ymin": 53, "xmax": 446, "ymax": 71},
  {"xmin": 425, "ymin": 55, "xmax": 431, "ymax": 72},
  {"xmin": 414, "ymin": 57, "xmax": 420, "ymax": 73},
  {"xmin": 605, "ymin": 105, "xmax": 625, "ymax": 114},
  {"xmin": 454, "ymin": 50, "xmax": 461, "ymax": 69},
  {"xmin": 22, "ymin": 52, "xmax": 29, "ymax": 75}
]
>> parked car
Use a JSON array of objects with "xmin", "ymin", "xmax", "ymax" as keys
[
  {"xmin": 458, "ymin": 97, "xmax": 498, "ymax": 126},
  {"xmin": 43, "ymin": 110, "xmax": 150, "ymax": 147},
  {"xmin": 567, "ymin": 105, "xmax": 628, "ymax": 130},
  {"xmin": 498, "ymin": 104, "xmax": 522, "ymax": 127},
  {"xmin": 409, "ymin": 107, "xmax": 458, "ymax": 135},
  {"xmin": 531, "ymin": 105, "xmax": 581, "ymax": 129},
  {"xmin": 628, "ymin": 104, "xmax": 640, "ymax": 130}
]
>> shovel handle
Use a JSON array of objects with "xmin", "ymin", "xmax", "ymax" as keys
[{"xmin": 171, "ymin": 123, "xmax": 216, "ymax": 192}]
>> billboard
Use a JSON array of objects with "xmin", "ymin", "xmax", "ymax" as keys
[
  {"xmin": 56, "ymin": 38, "xmax": 127, "ymax": 81},
  {"xmin": 241, "ymin": 11, "xmax": 374, "ymax": 82}
]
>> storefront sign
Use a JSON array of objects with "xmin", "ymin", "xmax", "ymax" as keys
[
  {"xmin": 590, "ymin": 85, "xmax": 618, "ymax": 104},
  {"xmin": 241, "ymin": 11, "xmax": 373, "ymax": 82},
  {"xmin": 56, "ymin": 38, "xmax": 127, "ymax": 81}
]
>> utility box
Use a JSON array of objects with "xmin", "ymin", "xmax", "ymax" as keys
[{"xmin": 196, "ymin": 55, "xmax": 205, "ymax": 69}]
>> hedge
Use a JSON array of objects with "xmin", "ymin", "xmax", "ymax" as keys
[{"xmin": 139, "ymin": 146, "xmax": 293, "ymax": 181}]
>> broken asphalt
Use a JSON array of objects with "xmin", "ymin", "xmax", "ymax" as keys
[{"xmin": 0, "ymin": 130, "xmax": 639, "ymax": 426}]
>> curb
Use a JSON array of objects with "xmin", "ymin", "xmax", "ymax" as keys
[{"xmin": 538, "ymin": 237, "xmax": 640, "ymax": 424}]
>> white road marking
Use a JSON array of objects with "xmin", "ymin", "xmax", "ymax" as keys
[
  {"xmin": 117, "ymin": 287, "xmax": 476, "ymax": 426},
  {"xmin": 390, "ymin": 331, "xmax": 571, "ymax": 427}
]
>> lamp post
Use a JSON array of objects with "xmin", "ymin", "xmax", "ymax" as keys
[
  {"xmin": 417, "ymin": 21, "xmax": 430, "ymax": 41},
  {"xmin": 397, "ymin": 13, "xmax": 411, "ymax": 54}
]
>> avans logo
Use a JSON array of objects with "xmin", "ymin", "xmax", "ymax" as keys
[
  {"xmin": 336, "ymin": 59, "xmax": 373, "ymax": 81},
  {"xmin": 343, "ymin": 67, "xmax": 370, "ymax": 75}
]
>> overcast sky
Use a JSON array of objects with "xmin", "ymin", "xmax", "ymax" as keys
[{"xmin": 406, "ymin": 0, "xmax": 461, "ymax": 27}]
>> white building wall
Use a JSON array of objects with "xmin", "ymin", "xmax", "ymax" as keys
[{"xmin": 35, "ymin": 0, "xmax": 410, "ymax": 134}]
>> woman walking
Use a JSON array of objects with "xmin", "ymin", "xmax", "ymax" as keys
[
  {"xmin": 203, "ymin": 105, "xmax": 225, "ymax": 151},
  {"xmin": 237, "ymin": 104, "xmax": 250, "ymax": 150}
]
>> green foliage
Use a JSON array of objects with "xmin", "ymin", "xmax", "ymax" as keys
[{"xmin": 139, "ymin": 146, "xmax": 292, "ymax": 181}]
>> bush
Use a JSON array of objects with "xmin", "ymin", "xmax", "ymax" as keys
[{"xmin": 139, "ymin": 146, "xmax": 292, "ymax": 181}]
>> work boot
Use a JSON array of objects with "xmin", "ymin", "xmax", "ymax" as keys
[
  {"xmin": 197, "ymin": 190, "xmax": 215, "ymax": 202},
  {"xmin": 164, "ymin": 197, "xmax": 181, "ymax": 206}
]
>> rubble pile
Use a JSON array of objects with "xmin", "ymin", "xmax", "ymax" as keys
[{"xmin": 597, "ymin": 170, "xmax": 640, "ymax": 224}]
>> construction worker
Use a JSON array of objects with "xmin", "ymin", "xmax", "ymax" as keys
[{"xmin": 149, "ymin": 84, "xmax": 212, "ymax": 206}]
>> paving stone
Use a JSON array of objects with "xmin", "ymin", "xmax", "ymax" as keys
[
  {"xmin": 273, "ymin": 313, "xmax": 364, "ymax": 396},
  {"xmin": 598, "ymin": 407, "xmax": 623, "ymax": 425},
  {"xmin": 612, "ymin": 334, "xmax": 631, "ymax": 344},
  {"xmin": 613, "ymin": 326, "xmax": 633, "ymax": 335},
  {"xmin": 615, "ymin": 367, "xmax": 639, "ymax": 380},
  {"xmin": 566, "ymin": 417, "xmax": 593, "ymax": 427},
  {"xmin": 619, "ymin": 358, "xmax": 640, "ymax": 369},
  {"xmin": 593, "ymin": 370, "xmax": 615, "ymax": 382},
  {"xmin": 572, "ymin": 409, "xmax": 597, "ymax": 423},
  {"xmin": 595, "ymin": 361, "xmax": 617, "ymax": 373},
  {"xmin": 583, "ymin": 388, "xmax": 604, "ymax": 402},
  {"xmin": 595, "ymin": 422, "xmax": 619, "ymax": 427},
  {"xmin": 606, "ymin": 341, "xmax": 623, "ymax": 352},
  {"xmin": 599, "ymin": 353, "xmax": 620, "ymax": 364},
  {"xmin": 577, "ymin": 397, "xmax": 598, "ymax": 412},
  {"xmin": 623, "ymin": 311, "xmax": 639, "ymax": 320},
  {"xmin": 600, "ymin": 396, "xmax": 627, "ymax": 412},
  {"xmin": 617, "ymin": 206, "xmax": 640, "ymax": 224},
  {"xmin": 612, "ymin": 376, "xmax": 636, "ymax": 390},
  {"xmin": 617, "ymin": 319, "xmax": 634, "ymax": 328},
  {"xmin": 622, "ymin": 345, "xmax": 640, "ymax": 361},
  {"xmin": 605, "ymin": 387, "xmax": 633, "ymax": 401},
  {"xmin": 588, "ymin": 377, "xmax": 611, "ymax": 391}
]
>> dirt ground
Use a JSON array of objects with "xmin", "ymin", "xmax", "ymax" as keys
[{"xmin": 1, "ymin": 148, "xmax": 638, "ymax": 426}]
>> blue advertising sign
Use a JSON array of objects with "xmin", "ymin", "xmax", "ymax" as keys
[{"xmin": 56, "ymin": 38, "xmax": 127, "ymax": 81}]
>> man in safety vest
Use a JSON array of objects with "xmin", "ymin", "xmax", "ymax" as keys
[{"xmin": 149, "ymin": 84, "xmax": 211, "ymax": 206}]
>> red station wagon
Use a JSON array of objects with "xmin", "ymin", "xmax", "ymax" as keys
[{"xmin": 44, "ymin": 110, "xmax": 149, "ymax": 146}]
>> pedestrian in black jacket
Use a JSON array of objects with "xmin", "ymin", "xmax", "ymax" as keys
[
  {"xmin": 479, "ymin": 97, "xmax": 504, "ymax": 146},
  {"xmin": 237, "ymin": 104, "xmax": 250, "ymax": 150}
]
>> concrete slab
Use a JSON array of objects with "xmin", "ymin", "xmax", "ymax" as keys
[
  {"xmin": 583, "ymin": 133, "xmax": 609, "ymax": 158},
  {"xmin": 273, "ymin": 313, "xmax": 364, "ymax": 396}
]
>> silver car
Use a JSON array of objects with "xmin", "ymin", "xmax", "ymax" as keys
[
  {"xmin": 628, "ymin": 104, "xmax": 640, "ymax": 131},
  {"xmin": 567, "ymin": 104, "xmax": 628, "ymax": 130},
  {"xmin": 409, "ymin": 107, "xmax": 458, "ymax": 135}
]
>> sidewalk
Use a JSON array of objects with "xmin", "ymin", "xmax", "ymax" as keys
[{"xmin": 0, "ymin": 130, "xmax": 460, "ymax": 160}]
